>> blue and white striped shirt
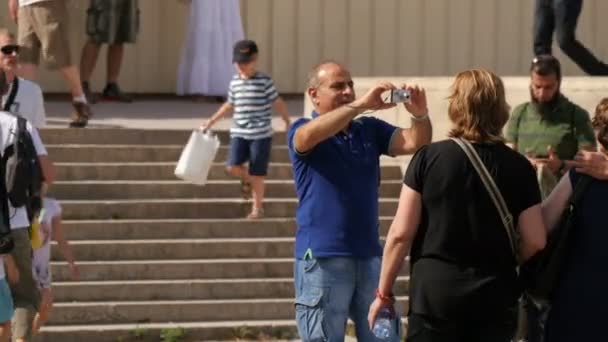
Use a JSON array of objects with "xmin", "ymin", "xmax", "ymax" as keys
[{"xmin": 228, "ymin": 73, "xmax": 279, "ymax": 140}]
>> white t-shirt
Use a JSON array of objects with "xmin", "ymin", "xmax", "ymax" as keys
[
  {"xmin": 0, "ymin": 111, "xmax": 48, "ymax": 230},
  {"xmin": 1, "ymin": 77, "xmax": 46, "ymax": 128},
  {"xmin": 18, "ymin": 0, "xmax": 49, "ymax": 7}
]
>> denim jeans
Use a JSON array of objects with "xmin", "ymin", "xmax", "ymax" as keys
[
  {"xmin": 534, "ymin": 0, "xmax": 608, "ymax": 75},
  {"xmin": 294, "ymin": 257, "xmax": 402, "ymax": 342}
]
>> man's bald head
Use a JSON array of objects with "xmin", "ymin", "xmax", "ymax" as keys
[
  {"xmin": 307, "ymin": 61, "xmax": 349, "ymax": 88},
  {"xmin": 307, "ymin": 61, "xmax": 355, "ymax": 114}
]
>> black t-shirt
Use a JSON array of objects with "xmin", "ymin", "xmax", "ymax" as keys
[{"xmin": 403, "ymin": 139, "xmax": 541, "ymax": 321}]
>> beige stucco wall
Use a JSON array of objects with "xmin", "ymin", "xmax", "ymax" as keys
[{"xmin": 1, "ymin": 0, "xmax": 607, "ymax": 94}]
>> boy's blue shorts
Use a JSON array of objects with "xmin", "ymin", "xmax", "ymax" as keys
[{"xmin": 227, "ymin": 137, "xmax": 272, "ymax": 176}]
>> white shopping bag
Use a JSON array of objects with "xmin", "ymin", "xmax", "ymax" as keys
[{"xmin": 174, "ymin": 130, "xmax": 220, "ymax": 185}]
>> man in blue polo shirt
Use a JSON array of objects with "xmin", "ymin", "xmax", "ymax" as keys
[{"xmin": 288, "ymin": 61, "xmax": 432, "ymax": 342}]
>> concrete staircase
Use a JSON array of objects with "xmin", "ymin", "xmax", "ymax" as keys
[{"xmin": 37, "ymin": 128, "xmax": 406, "ymax": 342}]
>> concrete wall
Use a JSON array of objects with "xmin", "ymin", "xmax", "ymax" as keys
[{"xmin": 1, "ymin": 0, "xmax": 608, "ymax": 94}]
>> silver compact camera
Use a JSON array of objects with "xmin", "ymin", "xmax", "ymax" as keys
[{"xmin": 389, "ymin": 89, "xmax": 411, "ymax": 103}]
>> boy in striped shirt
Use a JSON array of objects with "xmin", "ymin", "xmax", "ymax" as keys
[{"xmin": 202, "ymin": 40, "xmax": 291, "ymax": 219}]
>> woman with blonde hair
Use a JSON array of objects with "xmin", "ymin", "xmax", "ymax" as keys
[
  {"xmin": 542, "ymin": 98, "xmax": 608, "ymax": 342},
  {"xmin": 368, "ymin": 69, "xmax": 547, "ymax": 341}
]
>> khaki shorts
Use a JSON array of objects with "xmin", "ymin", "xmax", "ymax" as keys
[
  {"xmin": 86, "ymin": 0, "xmax": 139, "ymax": 44},
  {"xmin": 17, "ymin": 0, "xmax": 72, "ymax": 69},
  {"xmin": 9, "ymin": 228, "xmax": 41, "ymax": 341}
]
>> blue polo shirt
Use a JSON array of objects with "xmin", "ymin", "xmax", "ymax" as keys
[{"xmin": 287, "ymin": 112, "xmax": 399, "ymax": 259}]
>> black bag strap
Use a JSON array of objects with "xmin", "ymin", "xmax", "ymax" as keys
[
  {"xmin": 16, "ymin": 115, "xmax": 26, "ymax": 137},
  {"xmin": 451, "ymin": 138, "xmax": 519, "ymax": 262},
  {"xmin": 3, "ymin": 77, "xmax": 19, "ymax": 112}
]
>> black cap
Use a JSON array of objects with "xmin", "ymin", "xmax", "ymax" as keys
[{"xmin": 233, "ymin": 40, "xmax": 258, "ymax": 63}]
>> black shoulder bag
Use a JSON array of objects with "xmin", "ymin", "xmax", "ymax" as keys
[{"xmin": 0, "ymin": 77, "xmax": 18, "ymax": 254}]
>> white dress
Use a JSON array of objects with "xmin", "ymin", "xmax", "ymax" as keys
[{"xmin": 176, "ymin": 0, "xmax": 244, "ymax": 96}]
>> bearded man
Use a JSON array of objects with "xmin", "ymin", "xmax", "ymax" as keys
[{"xmin": 507, "ymin": 54, "xmax": 596, "ymax": 199}]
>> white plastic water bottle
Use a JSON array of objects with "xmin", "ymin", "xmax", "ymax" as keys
[{"xmin": 372, "ymin": 308, "xmax": 393, "ymax": 339}]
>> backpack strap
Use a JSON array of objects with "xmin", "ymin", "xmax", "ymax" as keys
[
  {"xmin": 3, "ymin": 77, "xmax": 19, "ymax": 112},
  {"xmin": 16, "ymin": 115, "xmax": 26, "ymax": 136},
  {"xmin": 13, "ymin": 116, "xmax": 27, "ymax": 159},
  {"xmin": 451, "ymin": 138, "xmax": 519, "ymax": 262}
]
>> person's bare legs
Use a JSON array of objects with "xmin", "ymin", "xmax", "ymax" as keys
[
  {"xmin": 249, "ymin": 175, "xmax": 265, "ymax": 217},
  {"xmin": 80, "ymin": 40, "xmax": 102, "ymax": 83},
  {"xmin": 107, "ymin": 43, "xmax": 124, "ymax": 84},
  {"xmin": 0, "ymin": 321, "xmax": 10, "ymax": 342},
  {"xmin": 103, "ymin": 43, "xmax": 132, "ymax": 102},
  {"xmin": 20, "ymin": 63, "xmax": 86, "ymax": 99},
  {"xmin": 31, "ymin": 289, "xmax": 52, "ymax": 336},
  {"xmin": 226, "ymin": 165, "xmax": 253, "ymax": 200},
  {"xmin": 60, "ymin": 65, "xmax": 86, "ymax": 98},
  {"xmin": 226, "ymin": 165, "xmax": 250, "ymax": 180},
  {"xmin": 60, "ymin": 64, "xmax": 92, "ymax": 127}
]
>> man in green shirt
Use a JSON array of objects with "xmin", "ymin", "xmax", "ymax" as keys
[
  {"xmin": 506, "ymin": 55, "xmax": 596, "ymax": 199},
  {"xmin": 506, "ymin": 54, "xmax": 596, "ymax": 342}
]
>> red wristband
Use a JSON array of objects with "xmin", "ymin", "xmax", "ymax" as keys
[{"xmin": 375, "ymin": 288, "xmax": 395, "ymax": 303}]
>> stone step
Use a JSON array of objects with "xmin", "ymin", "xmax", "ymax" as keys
[
  {"xmin": 51, "ymin": 258, "xmax": 411, "ymax": 282},
  {"xmin": 55, "ymin": 238, "xmax": 399, "ymax": 261},
  {"xmin": 40, "ymin": 128, "xmax": 287, "ymax": 146},
  {"xmin": 48, "ymin": 297, "xmax": 409, "ymax": 325},
  {"xmin": 53, "ymin": 277, "xmax": 410, "ymax": 302},
  {"xmin": 54, "ymin": 162, "xmax": 403, "ymax": 181},
  {"xmin": 52, "ymin": 259, "xmax": 292, "ymax": 282},
  {"xmin": 61, "ymin": 217, "xmax": 393, "ymax": 240},
  {"xmin": 39, "ymin": 319, "xmax": 408, "ymax": 342},
  {"xmin": 60, "ymin": 198, "xmax": 398, "ymax": 220},
  {"xmin": 46, "ymin": 145, "xmax": 290, "ymax": 163},
  {"xmin": 51, "ymin": 180, "xmax": 402, "ymax": 200},
  {"xmin": 39, "ymin": 320, "xmax": 300, "ymax": 342},
  {"xmin": 57, "ymin": 238, "xmax": 297, "ymax": 261}
]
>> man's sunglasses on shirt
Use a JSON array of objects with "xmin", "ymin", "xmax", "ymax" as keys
[{"xmin": 1, "ymin": 45, "xmax": 19, "ymax": 55}]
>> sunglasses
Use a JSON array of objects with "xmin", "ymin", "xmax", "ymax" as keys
[{"xmin": 1, "ymin": 45, "xmax": 19, "ymax": 55}]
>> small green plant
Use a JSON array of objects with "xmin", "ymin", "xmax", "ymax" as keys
[
  {"xmin": 160, "ymin": 327, "xmax": 187, "ymax": 342},
  {"xmin": 232, "ymin": 325, "xmax": 257, "ymax": 340},
  {"xmin": 270, "ymin": 326, "xmax": 297, "ymax": 340},
  {"xmin": 115, "ymin": 337, "xmax": 124, "ymax": 342},
  {"xmin": 131, "ymin": 326, "xmax": 147, "ymax": 339}
]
